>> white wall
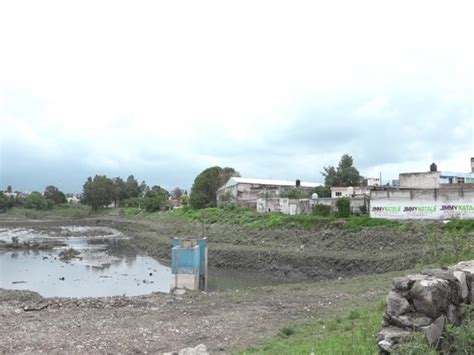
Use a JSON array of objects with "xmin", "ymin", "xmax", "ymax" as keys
[{"xmin": 370, "ymin": 188, "xmax": 474, "ymax": 219}]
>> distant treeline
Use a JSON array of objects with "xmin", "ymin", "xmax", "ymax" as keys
[{"xmin": 81, "ymin": 174, "xmax": 186, "ymax": 211}]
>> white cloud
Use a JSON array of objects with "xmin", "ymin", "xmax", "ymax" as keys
[{"xmin": 0, "ymin": 1, "xmax": 472, "ymax": 191}]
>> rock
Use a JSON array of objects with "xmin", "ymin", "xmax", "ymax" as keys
[
  {"xmin": 453, "ymin": 271, "xmax": 468, "ymax": 301},
  {"xmin": 164, "ymin": 344, "xmax": 208, "ymax": 355},
  {"xmin": 386, "ymin": 291, "xmax": 411, "ymax": 317},
  {"xmin": 421, "ymin": 315, "xmax": 445, "ymax": 345},
  {"xmin": 390, "ymin": 313, "xmax": 432, "ymax": 329},
  {"xmin": 409, "ymin": 278, "xmax": 450, "ymax": 319},
  {"xmin": 172, "ymin": 288, "xmax": 187, "ymax": 296},
  {"xmin": 447, "ymin": 304, "xmax": 462, "ymax": 326},
  {"xmin": 392, "ymin": 277, "xmax": 412, "ymax": 291},
  {"xmin": 377, "ymin": 326, "xmax": 411, "ymax": 352},
  {"xmin": 378, "ymin": 339, "xmax": 392, "ymax": 352}
]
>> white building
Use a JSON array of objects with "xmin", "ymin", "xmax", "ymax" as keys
[
  {"xmin": 330, "ymin": 186, "xmax": 369, "ymax": 198},
  {"xmin": 217, "ymin": 177, "xmax": 321, "ymax": 209}
]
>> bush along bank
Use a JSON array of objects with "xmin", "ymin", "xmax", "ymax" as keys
[{"xmin": 377, "ymin": 260, "xmax": 474, "ymax": 353}]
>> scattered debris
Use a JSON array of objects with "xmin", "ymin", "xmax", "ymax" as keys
[{"xmin": 58, "ymin": 248, "xmax": 81, "ymax": 261}]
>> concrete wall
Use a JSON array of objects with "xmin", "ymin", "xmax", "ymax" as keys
[
  {"xmin": 370, "ymin": 188, "xmax": 474, "ymax": 219},
  {"xmin": 378, "ymin": 261, "xmax": 474, "ymax": 353},
  {"xmin": 256, "ymin": 198, "xmax": 312, "ymax": 215},
  {"xmin": 256, "ymin": 196, "xmax": 368, "ymax": 215},
  {"xmin": 399, "ymin": 171, "xmax": 441, "ymax": 188}
]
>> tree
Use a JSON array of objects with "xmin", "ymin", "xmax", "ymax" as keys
[
  {"xmin": 124, "ymin": 175, "xmax": 140, "ymax": 199},
  {"xmin": 82, "ymin": 175, "xmax": 114, "ymax": 210},
  {"xmin": 111, "ymin": 177, "xmax": 126, "ymax": 207},
  {"xmin": 139, "ymin": 181, "xmax": 149, "ymax": 197},
  {"xmin": 189, "ymin": 166, "xmax": 239, "ymax": 209},
  {"xmin": 336, "ymin": 197, "xmax": 351, "ymax": 217},
  {"xmin": 313, "ymin": 185, "xmax": 331, "ymax": 198},
  {"xmin": 322, "ymin": 154, "xmax": 362, "ymax": 187},
  {"xmin": 44, "ymin": 185, "xmax": 67, "ymax": 204},
  {"xmin": 143, "ymin": 187, "xmax": 170, "ymax": 212},
  {"xmin": 170, "ymin": 187, "xmax": 184, "ymax": 200},
  {"xmin": 25, "ymin": 191, "xmax": 52, "ymax": 210},
  {"xmin": 6, "ymin": 185, "xmax": 12, "ymax": 193},
  {"xmin": 0, "ymin": 192, "xmax": 9, "ymax": 213}
]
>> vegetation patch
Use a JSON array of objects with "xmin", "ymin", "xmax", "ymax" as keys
[
  {"xmin": 170, "ymin": 207, "xmax": 405, "ymax": 232},
  {"xmin": 393, "ymin": 305, "xmax": 474, "ymax": 355},
  {"xmin": 241, "ymin": 302, "xmax": 384, "ymax": 354}
]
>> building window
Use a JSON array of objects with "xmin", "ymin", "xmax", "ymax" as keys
[
  {"xmin": 335, "ymin": 192, "xmax": 342, "ymax": 197},
  {"xmin": 458, "ymin": 177, "xmax": 465, "ymax": 184}
]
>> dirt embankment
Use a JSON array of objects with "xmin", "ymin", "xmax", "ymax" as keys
[{"xmin": 89, "ymin": 215, "xmax": 429, "ymax": 280}]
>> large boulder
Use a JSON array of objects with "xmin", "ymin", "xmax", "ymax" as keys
[{"xmin": 409, "ymin": 278, "xmax": 450, "ymax": 319}]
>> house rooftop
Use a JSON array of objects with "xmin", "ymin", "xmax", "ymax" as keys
[{"xmin": 221, "ymin": 177, "xmax": 322, "ymax": 189}]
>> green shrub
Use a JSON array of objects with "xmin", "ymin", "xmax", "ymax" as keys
[
  {"xmin": 281, "ymin": 188, "xmax": 307, "ymax": 199},
  {"xmin": 336, "ymin": 197, "xmax": 351, "ymax": 217},
  {"xmin": 25, "ymin": 192, "xmax": 51, "ymax": 210},
  {"xmin": 313, "ymin": 204, "xmax": 332, "ymax": 217}
]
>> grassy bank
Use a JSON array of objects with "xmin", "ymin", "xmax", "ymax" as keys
[
  {"xmin": 169, "ymin": 207, "xmax": 404, "ymax": 231},
  {"xmin": 241, "ymin": 303, "xmax": 384, "ymax": 354},
  {"xmin": 1, "ymin": 205, "xmax": 109, "ymax": 219}
]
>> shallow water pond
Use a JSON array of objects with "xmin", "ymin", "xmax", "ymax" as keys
[
  {"xmin": 0, "ymin": 226, "xmax": 290, "ymax": 298},
  {"xmin": 0, "ymin": 227, "xmax": 171, "ymax": 298}
]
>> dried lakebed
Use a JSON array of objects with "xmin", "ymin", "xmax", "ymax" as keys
[
  {"xmin": 0, "ymin": 215, "xmax": 425, "ymax": 353},
  {"xmin": 0, "ymin": 226, "xmax": 171, "ymax": 297}
]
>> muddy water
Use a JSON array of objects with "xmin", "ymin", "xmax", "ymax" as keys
[
  {"xmin": 0, "ymin": 226, "xmax": 289, "ymax": 297},
  {"xmin": 0, "ymin": 227, "xmax": 171, "ymax": 298}
]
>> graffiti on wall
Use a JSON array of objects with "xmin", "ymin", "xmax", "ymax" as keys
[{"xmin": 370, "ymin": 201, "xmax": 474, "ymax": 219}]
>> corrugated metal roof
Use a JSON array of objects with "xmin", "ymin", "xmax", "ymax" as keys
[{"xmin": 222, "ymin": 177, "xmax": 322, "ymax": 189}]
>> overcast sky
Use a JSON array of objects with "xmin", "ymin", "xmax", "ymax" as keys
[{"xmin": 0, "ymin": 1, "xmax": 473, "ymax": 193}]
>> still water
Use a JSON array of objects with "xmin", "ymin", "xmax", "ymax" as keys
[
  {"xmin": 0, "ymin": 227, "xmax": 171, "ymax": 298},
  {"xmin": 0, "ymin": 226, "xmax": 288, "ymax": 298}
]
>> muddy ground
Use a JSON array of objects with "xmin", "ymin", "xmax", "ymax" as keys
[{"xmin": 0, "ymin": 213, "xmax": 436, "ymax": 353}]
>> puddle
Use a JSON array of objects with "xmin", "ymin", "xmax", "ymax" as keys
[{"xmin": 0, "ymin": 227, "xmax": 171, "ymax": 298}]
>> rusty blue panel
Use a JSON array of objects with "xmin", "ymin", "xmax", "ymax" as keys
[{"xmin": 171, "ymin": 244, "xmax": 200, "ymax": 274}]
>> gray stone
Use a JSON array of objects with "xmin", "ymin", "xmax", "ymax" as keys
[
  {"xmin": 447, "ymin": 304, "xmax": 462, "ymax": 326},
  {"xmin": 453, "ymin": 261, "xmax": 474, "ymax": 275},
  {"xmin": 377, "ymin": 326, "xmax": 412, "ymax": 352},
  {"xmin": 392, "ymin": 313, "xmax": 432, "ymax": 329},
  {"xmin": 377, "ymin": 339, "xmax": 392, "ymax": 352},
  {"xmin": 164, "ymin": 344, "xmax": 208, "ymax": 355},
  {"xmin": 386, "ymin": 291, "xmax": 411, "ymax": 317},
  {"xmin": 410, "ymin": 278, "xmax": 450, "ymax": 319},
  {"xmin": 453, "ymin": 271, "xmax": 468, "ymax": 301},
  {"xmin": 422, "ymin": 315, "xmax": 445, "ymax": 345},
  {"xmin": 392, "ymin": 277, "xmax": 412, "ymax": 291}
]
